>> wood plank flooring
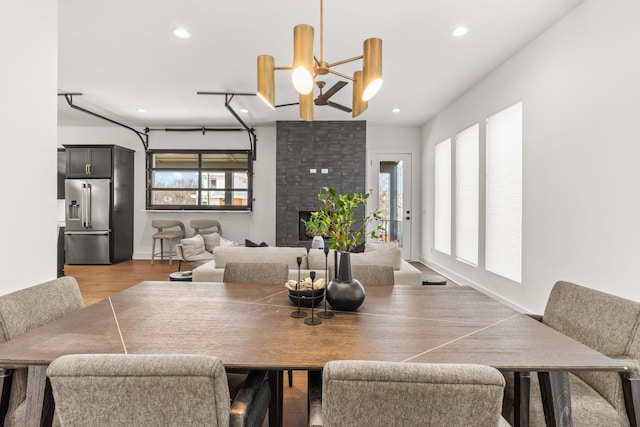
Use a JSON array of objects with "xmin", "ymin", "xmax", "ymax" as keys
[{"xmin": 64, "ymin": 259, "xmax": 448, "ymax": 426}]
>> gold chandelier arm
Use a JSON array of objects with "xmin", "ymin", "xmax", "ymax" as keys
[
  {"xmin": 328, "ymin": 69, "xmax": 355, "ymax": 82},
  {"xmin": 328, "ymin": 55, "xmax": 363, "ymax": 68}
]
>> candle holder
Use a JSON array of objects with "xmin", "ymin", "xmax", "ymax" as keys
[
  {"xmin": 291, "ymin": 256, "xmax": 307, "ymax": 318},
  {"xmin": 318, "ymin": 245, "xmax": 334, "ymax": 319},
  {"xmin": 304, "ymin": 271, "xmax": 322, "ymax": 325}
]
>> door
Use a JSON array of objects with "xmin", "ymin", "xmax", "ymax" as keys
[{"xmin": 370, "ymin": 153, "xmax": 412, "ymax": 260}]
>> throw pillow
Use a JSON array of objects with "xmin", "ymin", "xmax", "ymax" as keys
[
  {"xmin": 202, "ymin": 232, "xmax": 221, "ymax": 252},
  {"xmin": 180, "ymin": 234, "xmax": 206, "ymax": 259},
  {"xmin": 221, "ymin": 236, "xmax": 239, "ymax": 247}
]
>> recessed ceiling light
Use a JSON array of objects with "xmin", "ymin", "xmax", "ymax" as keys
[
  {"xmin": 392, "ymin": 108, "xmax": 400, "ymax": 113},
  {"xmin": 240, "ymin": 108, "xmax": 249, "ymax": 113},
  {"xmin": 452, "ymin": 26, "xmax": 468, "ymax": 37},
  {"xmin": 137, "ymin": 108, "xmax": 147, "ymax": 113},
  {"xmin": 172, "ymin": 27, "xmax": 192, "ymax": 39}
]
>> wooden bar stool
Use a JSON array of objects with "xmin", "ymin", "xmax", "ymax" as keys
[{"xmin": 151, "ymin": 219, "xmax": 185, "ymax": 265}]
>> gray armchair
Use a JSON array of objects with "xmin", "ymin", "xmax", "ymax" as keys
[
  {"xmin": 310, "ymin": 360, "xmax": 508, "ymax": 427},
  {"xmin": 0, "ymin": 276, "xmax": 85, "ymax": 426},
  {"xmin": 47, "ymin": 354, "xmax": 270, "ymax": 427},
  {"xmin": 502, "ymin": 280, "xmax": 640, "ymax": 426}
]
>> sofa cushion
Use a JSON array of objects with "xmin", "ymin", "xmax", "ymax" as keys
[
  {"xmin": 364, "ymin": 241, "xmax": 399, "ymax": 252},
  {"xmin": 307, "ymin": 248, "xmax": 336, "ymax": 270},
  {"xmin": 202, "ymin": 232, "xmax": 221, "ymax": 252},
  {"xmin": 180, "ymin": 235, "xmax": 206, "ymax": 259},
  {"xmin": 212, "ymin": 246, "xmax": 308, "ymax": 269},
  {"xmin": 350, "ymin": 247, "xmax": 402, "ymax": 270}
]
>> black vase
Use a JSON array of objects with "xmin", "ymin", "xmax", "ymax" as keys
[{"xmin": 326, "ymin": 252, "xmax": 365, "ymax": 311}]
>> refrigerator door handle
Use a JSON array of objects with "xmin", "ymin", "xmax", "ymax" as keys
[
  {"xmin": 81, "ymin": 183, "xmax": 86, "ymax": 228},
  {"xmin": 85, "ymin": 182, "xmax": 92, "ymax": 229}
]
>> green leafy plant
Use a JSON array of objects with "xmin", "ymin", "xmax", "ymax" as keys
[{"xmin": 302, "ymin": 186, "xmax": 384, "ymax": 252}]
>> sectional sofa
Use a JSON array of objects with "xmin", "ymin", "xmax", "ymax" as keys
[{"xmin": 190, "ymin": 243, "xmax": 423, "ymax": 286}]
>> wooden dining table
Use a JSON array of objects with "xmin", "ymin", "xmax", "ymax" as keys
[{"xmin": 0, "ymin": 281, "xmax": 628, "ymax": 427}]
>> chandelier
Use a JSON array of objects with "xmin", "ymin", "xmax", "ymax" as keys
[{"xmin": 256, "ymin": 0, "xmax": 382, "ymax": 121}]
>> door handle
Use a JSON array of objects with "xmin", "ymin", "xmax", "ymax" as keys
[
  {"xmin": 406, "ymin": 217, "xmax": 410, "ymax": 220},
  {"xmin": 86, "ymin": 163, "xmax": 91, "ymax": 175}
]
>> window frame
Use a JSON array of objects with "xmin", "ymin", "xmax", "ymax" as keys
[{"xmin": 146, "ymin": 149, "xmax": 253, "ymax": 211}]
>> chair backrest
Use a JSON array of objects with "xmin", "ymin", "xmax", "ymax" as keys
[
  {"xmin": 151, "ymin": 219, "xmax": 185, "ymax": 233},
  {"xmin": 542, "ymin": 280, "xmax": 640, "ymax": 420},
  {"xmin": 322, "ymin": 361, "xmax": 505, "ymax": 427},
  {"xmin": 328, "ymin": 264, "xmax": 394, "ymax": 286},
  {"xmin": 0, "ymin": 276, "xmax": 84, "ymax": 425},
  {"xmin": 223, "ymin": 262, "xmax": 289, "ymax": 285},
  {"xmin": 190, "ymin": 219, "xmax": 222, "ymax": 236},
  {"xmin": 47, "ymin": 354, "xmax": 231, "ymax": 427}
]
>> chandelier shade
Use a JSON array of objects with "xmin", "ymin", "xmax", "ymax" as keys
[
  {"xmin": 257, "ymin": 0, "xmax": 382, "ymax": 121},
  {"xmin": 362, "ymin": 38, "xmax": 383, "ymax": 101},
  {"xmin": 292, "ymin": 24, "xmax": 315, "ymax": 95},
  {"xmin": 352, "ymin": 70, "xmax": 367, "ymax": 118},
  {"xmin": 257, "ymin": 54, "xmax": 275, "ymax": 109}
]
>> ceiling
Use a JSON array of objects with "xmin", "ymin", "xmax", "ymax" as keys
[{"xmin": 58, "ymin": 0, "xmax": 585, "ymax": 129}]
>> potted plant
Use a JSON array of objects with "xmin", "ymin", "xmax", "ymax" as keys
[{"xmin": 302, "ymin": 186, "xmax": 383, "ymax": 311}]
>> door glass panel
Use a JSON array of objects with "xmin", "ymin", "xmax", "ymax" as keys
[{"xmin": 378, "ymin": 161, "xmax": 404, "ymax": 248}]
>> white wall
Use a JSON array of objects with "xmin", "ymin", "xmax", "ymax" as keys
[
  {"xmin": 421, "ymin": 0, "xmax": 640, "ymax": 313},
  {"xmin": 0, "ymin": 0, "xmax": 58, "ymax": 295},
  {"xmin": 58, "ymin": 125, "xmax": 277, "ymax": 259}
]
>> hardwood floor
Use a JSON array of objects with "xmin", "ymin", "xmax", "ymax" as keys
[{"xmin": 64, "ymin": 259, "xmax": 449, "ymax": 426}]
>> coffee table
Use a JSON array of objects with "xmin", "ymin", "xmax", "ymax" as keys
[{"xmin": 0, "ymin": 282, "xmax": 627, "ymax": 427}]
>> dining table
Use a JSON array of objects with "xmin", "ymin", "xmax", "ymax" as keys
[{"xmin": 0, "ymin": 281, "xmax": 628, "ymax": 427}]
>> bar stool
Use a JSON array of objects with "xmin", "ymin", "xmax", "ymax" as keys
[
  {"xmin": 190, "ymin": 219, "xmax": 222, "ymax": 236},
  {"xmin": 151, "ymin": 219, "xmax": 185, "ymax": 265}
]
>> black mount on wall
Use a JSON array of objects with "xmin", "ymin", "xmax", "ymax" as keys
[
  {"xmin": 59, "ymin": 93, "xmax": 150, "ymax": 150},
  {"xmin": 58, "ymin": 92, "xmax": 258, "ymax": 159}
]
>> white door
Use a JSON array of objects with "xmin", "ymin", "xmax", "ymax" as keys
[{"xmin": 369, "ymin": 153, "xmax": 412, "ymax": 260}]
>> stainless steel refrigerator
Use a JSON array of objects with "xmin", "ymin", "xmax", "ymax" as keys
[{"xmin": 64, "ymin": 179, "xmax": 112, "ymax": 264}]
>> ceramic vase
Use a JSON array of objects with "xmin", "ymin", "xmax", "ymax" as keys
[{"xmin": 326, "ymin": 251, "xmax": 365, "ymax": 311}]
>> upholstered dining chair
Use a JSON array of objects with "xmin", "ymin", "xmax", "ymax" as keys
[
  {"xmin": 151, "ymin": 219, "xmax": 185, "ymax": 265},
  {"xmin": 328, "ymin": 264, "xmax": 395, "ymax": 286},
  {"xmin": 0, "ymin": 276, "xmax": 85, "ymax": 426},
  {"xmin": 308, "ymin": 360, "xmax": 509, "ymax": 427},
  {"xmin": 47, "ymin": 353, "xmax": 270, "ymax": 427},
  {"xmin": 190, "ymin": 218, "xmax": 222, "ymax": 236},
  {"xmin": 223, "ymin": 262, "xmax": 289, "ymax": 285}
]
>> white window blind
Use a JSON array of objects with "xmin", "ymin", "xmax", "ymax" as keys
[
  {"xmin": 456, "ymin": 124, "xmax": 479, "ymax": 265},
  {"xmin": 434, "ymin": 139, "xmax": 451, "ymax": 255},
  {"xmin": 486, "ymin": 102, "xmax": 522, "ymax": 282}
]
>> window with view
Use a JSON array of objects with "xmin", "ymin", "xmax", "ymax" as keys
[{"xmin": 147, "ymin": 150, "xmax": 252, "ymax": 210}]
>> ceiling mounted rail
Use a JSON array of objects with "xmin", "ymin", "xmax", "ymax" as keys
[
  {"xmin": 58, "ymin": 93, "xmax": 150, "ymax": 151},
  {"xmin": 197, "ymin": 91, "xmax": 258, "ymax": 160}
]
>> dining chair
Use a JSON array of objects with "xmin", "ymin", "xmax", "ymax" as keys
[
  {"xmin": 47, "ymin": 353, "xmax": 270, "ymax": 427},
  {"xmin": 223, "ymin": 262, "xmax": 289, "ymax": 285},
  {"xmin": 0, "ymin": 276, "xmax": 85, "ymax": 426},
  {"xmin": 328, "ymin": 264, "xmax": 394, "ymax": 286},
  {"xmin": 309, "ymin": 360, "xmax": 508, "ymax": 427},
  {"xmin": 150, "ymin": 219, "xmax": 185, "ymax": 265},
  {"xmin": 190, "ymin": 218, "xmax": 222, "ymax": 236}
]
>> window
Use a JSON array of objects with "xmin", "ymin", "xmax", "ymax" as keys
[
  {"xmin": 147, "ymin": 150, "xmax": 252, "ymax": 210},
  {"xmin": 486, "ymin": 102, "xmax": 522, "ymax": 282},
  {"xmin": 434, "ymin": 139, "xmax": 451, "ymax": 254},
  {"xmin": 455, "ymin": 124, "xmax": 479, "ymax": 265}
]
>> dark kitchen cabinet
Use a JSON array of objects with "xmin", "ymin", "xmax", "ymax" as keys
[
  {"xmin": 65, "ymin": 146, "xmax": 113, "ymax": 178},
  {"xmin": 57, "ymin": 148, "xmax": 66, "ymax": 199}
]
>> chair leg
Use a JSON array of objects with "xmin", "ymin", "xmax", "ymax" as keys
[
  {"xmin": 168, "ymin": 238, "xmax": 173, "ymax": 265},
  {"xmin": 622, "ymin": 373, "xmax": 640, "ymax": 427},
  {"xmin": 151, "ymin": 238, "xmax": 156, "ymax": 265}
]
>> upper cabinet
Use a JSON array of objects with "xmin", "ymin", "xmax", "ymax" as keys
[{"xmin": 65, "ymin": 146, "xmax": 113, "ymax": 178}]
